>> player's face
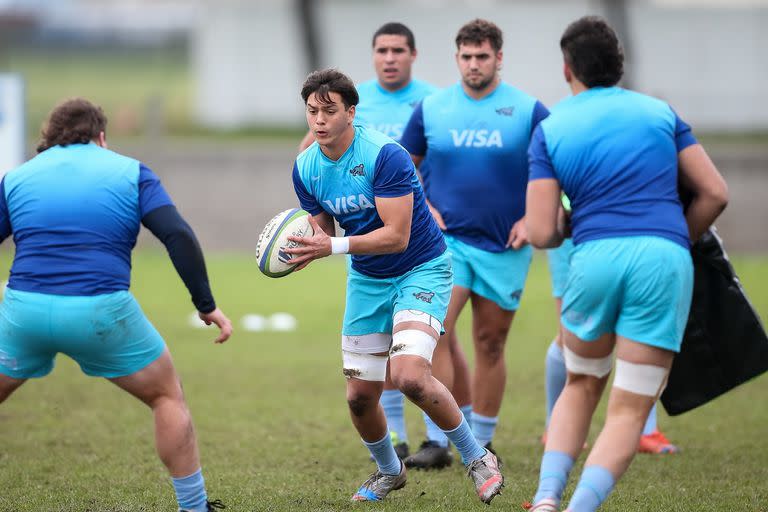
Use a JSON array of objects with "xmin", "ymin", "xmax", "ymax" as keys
[
  {"xmin": 373, "ymin": 34, "xmax": 416, "ymax": 91},
  {"xmin": 456, "ymin": 40, "xmax": 502, "ymax": 91},
  {"xmin": 305, "ymin": 92, "xmax": 355, "ymax": 147}
]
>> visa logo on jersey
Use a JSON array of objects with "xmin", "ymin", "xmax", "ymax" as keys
[
  {"xmin": 324, "ymin": 194, "xmax": 375, "ymax": 215},
  {"xmin": 450, "ymin": 129, "xmax": 503, "ymax": 148}
]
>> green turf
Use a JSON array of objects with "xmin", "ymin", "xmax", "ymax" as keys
[{"xmin": 0, "ymin": 250, "xmax": 766, "ymax": 511}]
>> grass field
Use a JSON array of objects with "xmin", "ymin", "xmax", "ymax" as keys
[{"xmin": 0, "ymin": 250, "xmax": 765, "ymax": 511}]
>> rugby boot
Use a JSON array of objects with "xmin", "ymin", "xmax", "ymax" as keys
[
  {"xmin": 523, "ymin": 498, "xmax": 560, "ymax": 511},
  {"xmin": 484, "ymin": 441, "xmax": 502, "ymax": 466},
  {"xmin": 403, "ymin": 440, "xmax": 453, "ymax": 470},
  {"xmin": 394, "ymin": 442, "xmax": 410, "ymax": 459},
  {"xmin": 351, "ymin": 461, "xmax": 407, "ymax": 501},
  {"xmin": 180, "ymin": 499, "xmax": 226, "ymax": 511},
  {"xmin": 638, "ymin": 429, "xmax": 679, "ymax": 454},
  {"xmin": 467, "ymin": 448, "xmax": 504, "ymax": 504}
]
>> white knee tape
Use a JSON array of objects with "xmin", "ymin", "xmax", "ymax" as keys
[
  {"xmin": 613, "ymin": 359, "xmax": 669, "ymax": 397},
  {"xmin": 341, "ymin": 350, "xmax": 388, "ymax": 381},
  {"xmin": 393, "ymin": 309, "xmax": 443, "ymax": 335},
  {"xmin": 389, "ymin": 329, "xmax": 437, "ymax": 362},
  {"xmin": 341, "ymin": 333, "xmax": 391, "ymax": 354},
  {"xmin": 563, "ymin": 346, "xmax": 613, "ymax": 378}
]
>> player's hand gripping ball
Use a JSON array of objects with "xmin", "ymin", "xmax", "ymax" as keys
[{"xmin": 255, "ymin": 208, "xmax": 314, "ymax": 277}]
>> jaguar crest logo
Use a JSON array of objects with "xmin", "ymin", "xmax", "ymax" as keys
[
  {"xmin": 413, "ymin": 291, "xmax": 435, "ymax": 304},
  {"xmin": 349, "ymin": 164, "xmax": 365, "ymax": 176},
  {"xmin": 510, "ymin": 289, "xmax": 523, "ymax": 301},
  {"xmin": 495, "ymin": 106, "xmax": 515, "ymax": 117}
]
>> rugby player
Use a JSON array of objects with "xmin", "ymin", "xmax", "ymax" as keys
[
  {"xmin": 298, "ymin": 23, "xmax": 471, "ymax": 462},
  {"xmin": 400, "ymin": 18, "xmax": 549, "ymax": 467},
  {"xmin": 525, "ymin": 16, "xmax": 728, "ymax": 511},
  {"xmin": 0, "ymin": 98, "xmax": 232, "ymax": 512},
  {"xmin": 545, "ymin": 235, "xmax": 682, "ymax": 454},
  {"xmin": 286, "ymin": 69, "xmax": 503, "ymax": 503}
]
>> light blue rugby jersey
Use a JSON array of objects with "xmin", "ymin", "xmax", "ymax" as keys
[
  {"xmin": 292, "ymin": 125, "xmax": 445, "ymax": 278},
  {"xmin": 528, "ymin": 86, "xmax": 697, "ymax": 249},
  {"xmin": 355, "ymin": 79, "xmax": 437, "ymax": 142},
  {"xmin": 0, "ymin": 143, "xmax": 173, "ymax": 295},
  {"xmin": 401, "ymin": 82, "xmax": 549, "ymax": 252}
]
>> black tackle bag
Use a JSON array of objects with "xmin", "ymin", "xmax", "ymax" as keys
[{"xmin": 661, "ymin": 227, "xmax": 768, "ymax": 415}]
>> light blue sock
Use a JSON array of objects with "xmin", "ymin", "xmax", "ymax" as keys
[
  {"xmin": 423, "ymin": 411, "xmax": 449, "ymax": 447},
  {"xmin": 643, "ymin": 403, "xmax": 658, "ymax": 436},
  {"xmin": 380, "ymin": 390, "xmax": 408, "ymax": 443},
  {"xmin": 460, "ymin": 404, "xmax": 473, "ymax": 426},
  {"xmin": 363, "ymin": 432, "xmax": 402, "ymax": 475},
  {"xmin": 567, "ymin": 465, "xmax": 615, "ymax": 512},
  {"xmin": 171, "ymin": 468, "xmax": 207, "ymax": 512},
  {"xmin": 545, "ymin": 340, "xmax": 567, "ymax": 428},
  {"xmin": 533, "ymin": 451, "xmax": 574, "ymax": 505},
  {"xmin": 443, "ymin": 417, "xmax": 486, "ymax": 465},
  {"xmin": 471, "ymin": 413, "xmax": 498, "ymax": 446}
]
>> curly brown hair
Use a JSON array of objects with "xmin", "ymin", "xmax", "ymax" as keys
[
  {"xmin": 455, "ymin": 19, "xmax": 503, "ymax": 52},
  {"xmin": 37, "ymin": 98, "xmax": 107, "ymax": 153}
]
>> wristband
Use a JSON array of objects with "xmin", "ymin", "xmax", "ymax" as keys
[{"xmin": 331, "ymin": 237, "xmax": 350, "ymax": 254}]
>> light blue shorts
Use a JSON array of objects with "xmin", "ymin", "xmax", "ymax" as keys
[
  {"xmin": 0, "ymin": 288, "xmax": 166, "ymax": 379},
  {"xmin": 546, "ymin": 238, "xmax": 575, "ymax": 299},
  {"xmin": 343, "ymin": 252, "xmax": 453, "ymax": 336},
  {"xmin": 561, "ymin": 236, "xmax": 693, "ymax": 351},
  {"xmin": 445, "ymin": 234, "xmax": 532, "ymax": 311}
]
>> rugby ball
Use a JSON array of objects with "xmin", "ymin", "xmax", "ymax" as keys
[{"xmin": 256, "ymin": 208, "xmax": 314, "ymax": 278}]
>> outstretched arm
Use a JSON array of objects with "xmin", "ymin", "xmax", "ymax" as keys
[{"xmin": 142, "ymin": 205, "xmax": 232, "ymax": 343}]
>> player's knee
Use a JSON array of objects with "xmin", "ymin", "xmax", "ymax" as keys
[
  {"xmin": 566, "ymin": 372, "xmax": 608, "ymax": 399},
  {"xmin": 474, "ymin": 328, "xmax": 507, "ymax": 364},
  {"xmin": 395, "ymin": 376, "xmax": 427, "ymax": 404},
  {"xmin": 346, "ymin": 392, "xmax": 375, "ymax": 417}
]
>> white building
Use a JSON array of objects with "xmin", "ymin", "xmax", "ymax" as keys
[{"xmin": 193, "ymin": 0, "xmax": 768, "ymax": 130}]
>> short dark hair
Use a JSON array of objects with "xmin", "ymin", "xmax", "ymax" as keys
[
  {"xmin": 560, "ymin": 16, "xmax": 624, "ymax": 88},
  {"xmin": 37, "ymin": 97, "xmax": 107, "ymax": 153},
  {"xmin": 300, "ymin": 68, "xmax": 359, "ymax": 109},
  {"xmin": 372, "ymin": 22, "xmax": 415, "ymax": 51},
  {"xmin": 455, "ymin": 19, "xmax": 503, "ymax": 53}
]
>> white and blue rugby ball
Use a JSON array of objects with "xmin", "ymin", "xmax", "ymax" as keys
[{"xmin": 256, "ymin": 208, "xmax": 314, "ymax": 278}]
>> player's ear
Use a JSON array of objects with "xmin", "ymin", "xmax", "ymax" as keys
[
  {"xmin": 347, "ymin": 105, "xmax": 356, "ymax": 124},
  {"xmin": 96, "ymin": 131, "xmax": 108, "ymax": 149},
  {"xmin": 496, "ymin": 50, "xmax": 503, "ymax": 70},
  {"xmin": 563, "ymin": 61, "xmax": 573, "ymax": 84}
]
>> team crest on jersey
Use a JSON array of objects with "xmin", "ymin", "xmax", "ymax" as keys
[
  {"xmin": 413, "ymin": 291, "xmax": 435, "ymax": 304},
  {"xmin": 510, "ymin": 289, "xmax": 523, "ymax": 301},
  {"xmin": 349, "ymin": 164, "xmax": 365, "ymax": 176},
  {"xmin": 495, "ymin": 106, "xmax": 515, "ymax": 116}
]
